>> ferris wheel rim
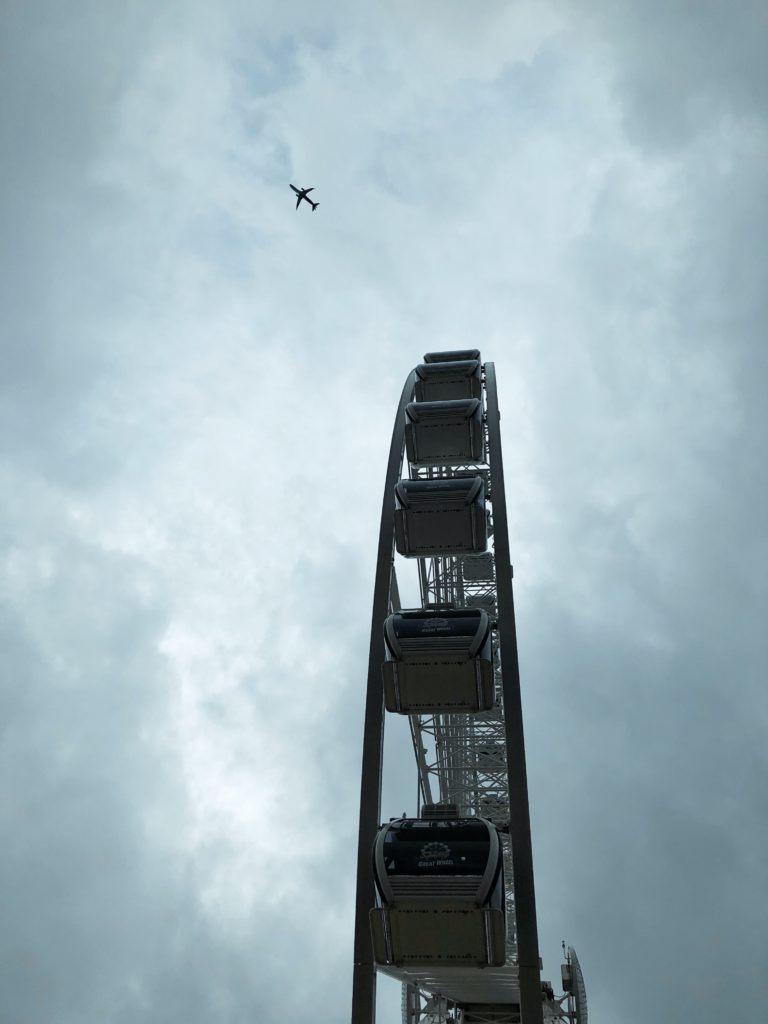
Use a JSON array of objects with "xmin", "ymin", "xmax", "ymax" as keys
[{"xmin": 352, "ymin": 357, "xmax": 546, "ymax": 1024}]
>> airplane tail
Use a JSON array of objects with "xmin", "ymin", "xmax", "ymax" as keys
[{"xmin": 312, "ymin": 201, "xmax": 319, "ymax": 210}]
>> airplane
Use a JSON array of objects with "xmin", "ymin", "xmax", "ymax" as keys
[{"xmin": 290, "ymin": 184, "xmax": 319, "ymax": 211}]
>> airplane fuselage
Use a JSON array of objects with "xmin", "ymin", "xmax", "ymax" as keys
[{"xmin": 290, "ymin": 183, "xmax": 319, "ymax": 211}]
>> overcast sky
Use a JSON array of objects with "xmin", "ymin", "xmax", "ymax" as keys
[{"xmin": 1, "ymin": 2, "xmax": 767, "ymax": 1022}]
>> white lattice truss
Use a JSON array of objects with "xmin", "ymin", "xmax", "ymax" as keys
[
  {"xmin": 390, "ymin": 412, "xmax": 516, "ymax": 1022},
  {"xmin": 396, "ymin": 418, "xmax": 578, "ymax": 1024}
]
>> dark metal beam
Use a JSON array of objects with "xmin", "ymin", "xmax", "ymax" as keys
[
  {"xmin": 484, "ymin": 362, "xmax": 544, "ymax": 1024},
  {"xmin": 351, "ymin": 371, "xmax": 416, "ymax": 1024}
]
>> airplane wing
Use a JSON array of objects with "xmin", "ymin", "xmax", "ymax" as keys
[
  {"xmin": 295, "ymin": 196, "xmax": 301, "ymax": 209},
  {"xmin": 304, "ymin": 187, "xmax": 314, "ymax": 193}
]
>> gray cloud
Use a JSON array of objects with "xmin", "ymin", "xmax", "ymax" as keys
[{"xmin": 582, "ymin": 0, "xmax": 768, "ymax": 149}]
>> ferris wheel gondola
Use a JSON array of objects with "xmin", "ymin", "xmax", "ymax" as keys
[
  {"xmin": 415, "ymin": 357, "xmax": 483, "ymax": 402},
  {"xmin": 394, "ymin": 477, "xmax": 488, "ymax": 558},
  {"xmin": 382, "ymin": 608, "xmax": 494, "ymax": 714},
  {"xmin": 370, "ymin": 816, "xmax": 506, "ymax": 970},
  {"xmin": 405, "ymin": 399, "xmax": 485, "ymax": 466}
]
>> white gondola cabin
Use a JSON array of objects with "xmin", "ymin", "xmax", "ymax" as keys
[
  {"xmin": 369, "ymin": 817, "xmax": 507, "ymax": 969},
  {"xmin": 382, "ymin": 608, "xmax": 494, "ymax": 713}
]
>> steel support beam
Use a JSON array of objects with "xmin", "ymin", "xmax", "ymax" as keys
[
  {"xmin": 351, "ymin": 371, "xmax": 416, "ymax": 1024},
  {"xmin": 485, "ymin": 363, "xmax": 543, "ymax": 1024}
]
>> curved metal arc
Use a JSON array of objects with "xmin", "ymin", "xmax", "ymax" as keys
[
  {"xmin": 484, "ymin": 362, "xmax": 543, "ymax": 1024},
  {"xmin": 569, "ymin": 947, "xmax": 588, "ymax": 1024},
  {"xmin": 351, "ymin": 369, "xmax": 417, "ymax": 1024}
]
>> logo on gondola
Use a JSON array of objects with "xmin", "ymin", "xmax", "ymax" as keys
[
  {"xmin": 419, "ymin": 841, "xmax": 451, "ymax": 860},
  {"xmin": 419, "ymin": 618, "xmax": 450, "ymax": 633}
]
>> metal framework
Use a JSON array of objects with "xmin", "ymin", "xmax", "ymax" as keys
[{"xmin": 351, "ymin": 359, "xmax": 583, "ymax": 1024}]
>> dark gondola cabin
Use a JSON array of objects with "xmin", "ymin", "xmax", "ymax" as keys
[
  {"xmin": 415, "ymin": 359, "xmax": 483, "ymax": 402},
  {"xmin": 369, "ymin": 817, "xmax": 506, "ymax": 968},
  {"xmin": 405, "ymin": 398, "xmax": 485, "ymax": 466},
  {"xmin": 394, "ymin": 477, "xmax": 487, "ymax": 557},
  {"xmin": 382, "ymin": 608, "xmax": 494, "ymax": 714},
  {"xmin": 423, "ymin": 349, "xmax": 481, "ymax": 363}
]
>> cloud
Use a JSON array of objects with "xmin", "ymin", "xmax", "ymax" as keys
[
  {"xmin": 1, "ymin": 1, "xmax": 767, "ymax": 1022},
  {"xmin": 580, "ymin": 0, "xmax": 768, "ymax": 148}
]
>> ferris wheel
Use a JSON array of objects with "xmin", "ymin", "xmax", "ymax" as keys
[{"xmin": 350, "ymin": 353, "xmax": 587, "ymax": 1024}]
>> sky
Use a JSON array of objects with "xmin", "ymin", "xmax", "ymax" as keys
[{"xmin": 1, "ymin": 2, "xmax": 767, "ymax": 1022}]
